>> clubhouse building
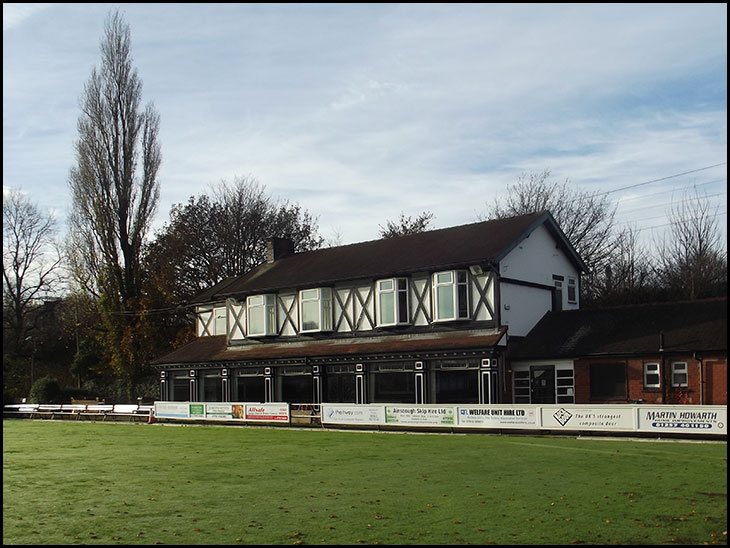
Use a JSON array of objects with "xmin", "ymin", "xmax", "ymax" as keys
[{"xmin": 151, "ymin": 211, "xmax": 726, "ymax": 407}]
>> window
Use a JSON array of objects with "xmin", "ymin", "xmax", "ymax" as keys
[
  {"xmin": 431, "ymin": 360, "xmax": 480, "ymax": 404},
  {"xmin": 567, "ymin": 277, "xmax": 577, "ymax": 304},
  {"xmin": 247, "ymin": 294, "xmax": 277, "ymax": 337},
  {"xmin": 513, "ymin": 370, "xmax": 531, "ymax": 403},
  {"xmin": 589, "ymin": 362, "xmax": 626, "ymax": 399},
  {"xmin": 671, "ymin": 362, "xmax": 688, "ymax": 387},
  {"xmin": 433, "ymin": 271, "xmax": 469, "ymax": 321},
  {"xmin": 644, "ymin": 363, "xmax": 660, "ymax": 388},
  {"xmin": 213, "ymin": 306, "xmax": 227, "ymax": 335},
  {"xmin": 169, "ymin": 371, "xmax": 191, "ymax": 401},
  {"xmin": 200, "ymin": 370, "xmax": 222, "ymax": 402},
  {"xmin": 277, "ymin": 366, "xmax": 313, "ymax": 403},
  {"xmin": 553, "ymin": 278, "xmax": 563, "ymax": 312},
  {"xmin": 299, "ymin": 288, "xmax": 333, "ymax": 332},
  {"xmin": 556, "ymin": 369, "xmax": 575, "ymax": 403},
  {"xmin": 377, "ymin": 278, "xmax": 409, "ymax": 326},
  {"xmin": 369, "ymin": 363, "xmax": 415, "ymax": 403},
  {"xmin": 233, "ymin": 368, "xmax": 265, "ymax": 403}
]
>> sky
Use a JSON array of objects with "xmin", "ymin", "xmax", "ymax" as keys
[{"xmin": 3, "ymin": 3, "xmax": 727, "ymax": 250}]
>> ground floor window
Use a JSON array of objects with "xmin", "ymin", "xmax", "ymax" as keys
[
  {"xmin": 233, "ymin": 367, "xmax": 266, "ymax": 403},
  {"xmin": 325, "ymin": 365, "xmax": 356, "ymax": 403},
  {"xmin": 199, "ymin": 371, "xmax": 223, "ymax": 402},
  {"xmin": 644, "ymin": 362, "xmax": 660, "ymax": 388},
  {"xmin": 671, "ymin": 362, "xmax": 688, "ymax": 387},
  {"xmin": 556, "ymin": 369, "xmax": 575, "ymax": 403},
  {"xmin": 590, "ymin": 362, "xmax": 626, "ymax": 400},
  {"xmin": 277, "ymin": 366, "xmax": 313, "ymax": 403},
  {"xmin": 369, "ymin": 363, "xmax": 415, "ymax": 404},
  {"xmin": 169, "ymin": 371, "xmax": 191, "ymax": 401},
  {"xmin": 430, "ymin": 359, "xmax": 480, "ymax": 403}
]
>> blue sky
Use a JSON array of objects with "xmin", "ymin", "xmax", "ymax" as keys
[{"xmin": 3, "ymin": 3, "xmax": 727, "ymax": 248}]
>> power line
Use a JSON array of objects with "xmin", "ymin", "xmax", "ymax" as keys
[
  {"xmin": 614, "ymin": 191, "xmax": 727, "ymax": 217},
  {"xmin": 597, "ymin": 162, "xmax": 727, "ymax": 197},
  {"xmin": 613, "ymin": 178, "xmax": 726, "ymax": 205}
]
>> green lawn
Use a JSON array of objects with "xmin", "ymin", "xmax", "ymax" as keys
[{"xmin": 3, "ymin": 420, "xmax": 727, "ymax": 545}]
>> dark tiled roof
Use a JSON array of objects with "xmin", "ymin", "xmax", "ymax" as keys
[
  {"xmin": 194, "ymin": 211, "xmax": 584, "ymax": 301},
  {"xmin": 511, "ymin": 298, "xmax": 727, "ymax": 359},
  {"xmin": 152, "ymin": 328, "xmax": 507, "ymax": 366}
]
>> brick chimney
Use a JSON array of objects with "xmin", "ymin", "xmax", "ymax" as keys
[{"xmin": 266, "ymin": 237, "xmax": 295, "ymax": 263}]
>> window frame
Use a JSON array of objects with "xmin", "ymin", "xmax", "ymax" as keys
[
  {"xmin": 567, "ymin": 277, "xmax": 578, "ymax": 304},
  {"xmin": 299, "ymin": 287, "xmax": 333, "ymax": 333},
  {"xmin": 376, "ymin": 277, "xmax": 409, "ymax": 327},
  {"xmin": 671, "ymin": 362, "xmax": 688, "ymax": 387},
  {"xmin": 432, "ymin": 270, "xmax": 469, "ymax": 322},
  {"xmin": 213, "ymin": 305, "xmax": 227, "ymax": 336},
  {"xmin": 246, "ymin": 294, "xmax": 277, "ymax": 337},
  {"xmin": 643, "ymin": 362, "xmax": 661, "ymax": 389}
]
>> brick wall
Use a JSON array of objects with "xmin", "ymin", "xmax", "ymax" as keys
[{"xmin": 573, "ymin": 354, "xmax": 726, "ymax": 405}]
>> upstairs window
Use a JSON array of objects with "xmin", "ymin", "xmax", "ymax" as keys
[
  {"xmin": 299, "ymin": 288, "xmax": 333, "ymax": 333},
  {"xmin": 247, "ymin": 294, "xmax": 277, "ymax": 337},
  {"xmin": 377, "ymin": 278, "xmax": 409, "ymax": 326},
  {"xmin": 213, "ymin": 306, "xmax": 227, "ymax": 335},
  {"xmin": 567, "ymin": 277, "xmax": 577, "ymax": 304},
  {"xmin": 433, "ymin": 270, "xmax": 469, "ymax": 321}
]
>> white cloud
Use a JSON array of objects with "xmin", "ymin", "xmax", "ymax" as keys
[
  {"xmin": 3, "ymin": 3, "xmax": 727, "ymax": 248},
  {"xmin": 2, "ymin": 3, "xmax": 53, "ymax": 31}
]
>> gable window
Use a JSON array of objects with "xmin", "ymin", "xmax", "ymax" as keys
[
  {"xmin": 643, "ymin": 362, "xmax": 661, "ymax": 388},
  {"xmin": 299, "ymin": 288, "xmax": 333, "ymax": 333},
  {"xmin": 247, "ymin": 294, "xmax": 277, "ymax": 337},
  {"xmin": 552, "ymin": 276, "xmax": 564, "ymax": 312},
  {"xmin": 671, "ymin": 362, "xmax": 688, "ymax": 387},
  {"xmin": 377, "ymin": 278, "xmax": 409, "ymax": 326},
  {"xmin": 567, "ymin": 277, "xmax": 577, "ymax": 304},
  {"xmin": 433, "ymin": 270, "xmax": 469, "ymax": 321}
]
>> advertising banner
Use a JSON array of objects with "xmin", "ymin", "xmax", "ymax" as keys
[
  {"xmin": 154, "ymin": 401, "xmax": 190, "ymax": 419},
  {"xmin": 540, "ymin": 406, "xmax": 635, "ymax": 431},
  {"xmin": 321, "ymin": 404, "xmax": 385, "ymax": 425},
  {"xmin": 457, "ymin": 406, "xmax": 539, "ymax": 429},
  {"xmin": 637, "ymin": 406, "xmax": 727, "ymax": 434},
  {"xmin": 384, "ymin": 405, "xmax": 455, "ymax": 426},
  {"xmin": 189, "ymin": 404, "xmax": 205, "ymax": 419},
  {"xmin": 244, "ymin": 403, "xmax": 289, "ymax": 422},
  {"xmin": 205, "ymin": 403, "xmax": 236, "ymax": 420}
]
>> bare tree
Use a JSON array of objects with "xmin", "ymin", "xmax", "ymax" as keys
[
  {"xmin": 482, "ymin": 170, "xmax": 618, "ymax": 299},
  {"xmin": 379, "ymin": 211, "xmax": 435, "ymax": 238},
  {"xmin": 3, "ymin": 190, "xmax": 63, "ymax": 354},
  {"xmin": 588, "ymin": 224, "xmax": 660, "ymax": 306},
  {"xmin": 655, "ymin": 188, "xmax": 727, "ymax": 300},
  {"xmin": 67, "ymin": 10, "xmax": 161, "ymax": 384}
]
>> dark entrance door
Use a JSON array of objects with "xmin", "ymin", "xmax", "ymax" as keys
[{"xmin": 530, "ymin": 366, "xmax": 556, "ymax": 404}]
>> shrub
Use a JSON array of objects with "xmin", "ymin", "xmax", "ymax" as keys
[{"xmin": 29, "ymin": 376, "xmax": 62, "ymax": 403}]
